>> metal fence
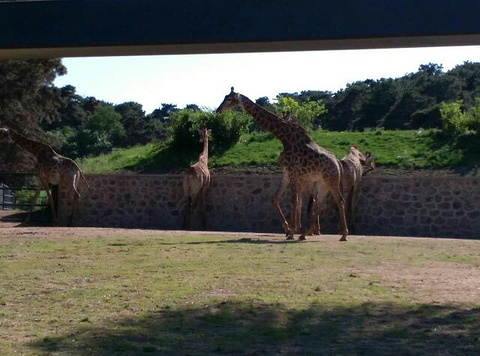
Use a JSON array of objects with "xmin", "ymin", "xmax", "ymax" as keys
[
  {"xmin": 0, "ymin": 182, "xmax": 14, "ymax": 210},
  {"xmin": 0, "ymin": 172, "xmax": 54, "ymax": 222}
]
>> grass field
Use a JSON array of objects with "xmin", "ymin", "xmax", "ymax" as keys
[
  {"xmin": 79, "ymin": 129, "xmax": 479, "ymax": 174},
  {"xmin": 1, "ymin": 227, "xmax": 479, "ymax": 355}
]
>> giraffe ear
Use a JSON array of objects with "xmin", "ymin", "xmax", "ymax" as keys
[
  {"xmin": 207, "ymin": 129, "xmax": 212, "ymax": 135},
  {"xmin": 230, "ymin": 87, "xmax": 235, "ymax": 93}
]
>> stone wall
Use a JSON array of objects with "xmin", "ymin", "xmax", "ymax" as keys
[{"xmin": 58, "ymin": 173, "xmax": 480, "ymax": 238}]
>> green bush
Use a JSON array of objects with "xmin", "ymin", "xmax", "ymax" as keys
[
  {"xmin": 275, "ymin": 96, "xmax": 327, "ymax": 130},
  {"xmin": 169, "ymin": 110, "xmax": 249, "ymax": 154},
  {"xmin": 440, "ymin": 99, "xmax": 480, "ymax": 138}
]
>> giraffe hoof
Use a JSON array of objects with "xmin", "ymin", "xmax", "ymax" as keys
[
  {"xmin": 298, "ymin": 235, "xmax": 306, "ymax": 241},
  {"xmin": 339, "ymin": 236, "xmax": 348, "ymax": 242},
  {"xmin": 286, "ymin": 235, "xmax": 295, "ymax": 240}
]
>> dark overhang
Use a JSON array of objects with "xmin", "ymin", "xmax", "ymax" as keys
[{"xmin": 2, "ymin": 0, "xmax": 480, "ymax": 59}]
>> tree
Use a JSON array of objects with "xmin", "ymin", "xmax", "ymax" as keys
[
  {"xmin": 76, "ymin": 106, "xmax": 125, "ymax": 156},
  {"xmin": 0, "ymin": 59, "xmax": 66, "ymax": 131},
  {"xmin": 275, "ymin": 96, "xmax": 327, "ymax": 130},
  {"xmin": 42, "ymin": 85, "xmax": 88, "ymax": 131},
  {"xmin": 185, "ymin": 104, "xmax": 201, "ymax": 112},
  {"xmin": 0, "ymin": 59, "xmax": 66, "ymax": 169},
  {"xmin": 150, "ymin": 103, "xmax": 179, "ymax": 123},
  {"xmin": 169, "ymin": 109, "xmax": 249, "ymax": 154}
]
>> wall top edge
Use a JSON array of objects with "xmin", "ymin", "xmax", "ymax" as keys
[{"xmin": 83, "ymin": 173, "xmax": 480, "ymax": 181}]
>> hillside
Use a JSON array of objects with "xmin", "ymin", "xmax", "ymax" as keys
[{"xmin": 79, "ymin": 129, "xmax": 479, "ymax": 175}]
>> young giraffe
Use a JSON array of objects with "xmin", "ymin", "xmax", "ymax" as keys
[
  {"xmin": 0, "ymin": 128, "xmax": 89, "ymax": 225},
  {"xmin": 182, "ymin": 128, "xmax": 211, "ymax": 230},
  {"xmin": 217, "ymin": 88, "xmax": 349, "ymax": 241},
  {"xmin": 308, "ymin": 145, "xmax": 376, "ymax": 235}
]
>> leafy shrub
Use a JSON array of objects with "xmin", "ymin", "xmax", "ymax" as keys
[
  {"xmin": 275, "ymin": 96, "xmax": 327, "ymax": 130},
  {"xmin": 169, "ymin": 110, "xmax": 249, "ymax": 154},
  {"xmin": 440, "ymin": 99, "xmax": 480, "ymax": 138}
]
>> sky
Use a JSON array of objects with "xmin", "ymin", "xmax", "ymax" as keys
[{"xmin": 54, "ymin": 45, "xmax": 480, "ymax": 115}]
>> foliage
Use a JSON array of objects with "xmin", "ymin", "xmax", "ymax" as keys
[
  {"xmin": 440, "ymin": 99, "xmax": 480, "ymax": 138},
  {"xmin": 149, "ymin": 103, "xmax": 179, "ymax": 123},
  {"xmin": 79, "ymin": 129, "xmax": 475, "ymax": 174},
  {"xmin": 274, "ymin": 96, "xmax": 326, "ymax": 130},
  {"xmin": 75, "ymin": 106, "xmax": 125, "ymax": 156},
  {"xmin": 115, "ymin": 102, "xmax": 167, "ymax": 146},
  {"xmin": 0, "ymin": 59, "xmax": 66, "ymax": 169},
  {"xmin": 5, "ymin": 60, "xmax": 480, "ymax": 165},
  {"xmin": 169, "ymin": 109, "xmax": 249, "ymax": 154}
]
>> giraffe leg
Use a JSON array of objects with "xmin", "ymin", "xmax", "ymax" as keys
[
  {"xmin": 271, "ymin": 174, "xmax": 291, "ymax": 238},
  {"xmin": 290, "ymin": 182, "xmax": 305, "ymax": 240},
  {"xmin": 306, "ymin": 194, "xmax": 318, "ymax": 236},
  {"xmin": 43, "ymin": 183, "xmax": 58, "ymax": 225},
  {"xmin": 24, "ymin": 186, "xmax": 42, "ymax": 224},
  {"xmin": 289, "ymin": 187, "xmax": 299, "ymax": 240},
  {"xmin": 330, "ymin": 188, "xmax": 349, "ymax": 241},
  {"xmin": 303, "ymin": 186, "xmax": 327, "ymax": 239},
  {"xmin": 306, "ymin": 185, "xmax": 321, "ymax": 236},
  {"xmin": 35, "ymin": 177, "xmax": 57, "ymax": 225},
  {"xmin": 296, "ymin": 193, "xmax": 303, "ymax": 234},
  {"xmin": 313, "ymin": 193, "xmax": 321, "ymax": 235}
]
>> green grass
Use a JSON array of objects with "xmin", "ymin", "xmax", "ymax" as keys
[
  {"xmin": 1, "ymin": 231, "xmax": 480, "ymax": 355},
  {"xmin": 78, "ymin": 129, "xmax": 479, "ymax": 174}
]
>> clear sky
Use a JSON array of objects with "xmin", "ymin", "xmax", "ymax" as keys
[{"xmin": 54, "ymin": 45, "xmax": 480, "ymax": 114}]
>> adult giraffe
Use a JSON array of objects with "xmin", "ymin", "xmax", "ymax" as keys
[
  {"xmin": 307, "ymin": 145, "xmax": 376, "ymax": 236},
  {"xmin": 182, "ymin": 128, "xmax": 211, "ymax": 230},
  {"xmin": 216, "ymin": 88, "xmax": 348, "ymax": 241},
  {"xmin": 0, "ymin": 127, "xmax": 89, "ymax": 225}
]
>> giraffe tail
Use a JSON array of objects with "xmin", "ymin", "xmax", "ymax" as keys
[
  {"xmin": 79, "ymin": 169, "xmax": 90, "ymax": 189},
  {"xmin": 71, "ymin": 159, "xmax": 90, "ymax": 189}
]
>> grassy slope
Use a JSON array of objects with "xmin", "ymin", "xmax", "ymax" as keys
[
  {"xmin": 1, "ymin": 231, "xmax": 479, "ymax": 355},
  {"xmin": 79, "ymin": 129, "xmax": 476, "ymax": 174}
]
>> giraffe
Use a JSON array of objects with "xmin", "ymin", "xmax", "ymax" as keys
[
  {"xmin": 308, "ymin": 145, "xmax": 376, "ymax": 235},
  {"xmin": 182, "ymin": 128, "xmax": 211, "ymax": 230},
  {"xmin": 216, "ymin": 87, "xmax": 349, "ymax": 241},
  {"xmin": 0, "ymin": 127, "xmax": 89, "ymax": 225}
]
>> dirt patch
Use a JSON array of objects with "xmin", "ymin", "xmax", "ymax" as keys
[
  {"xmin": 204, "ymin": 288, "xmax": 236, "ymax": 298},
  {"xmin": 351, "ymin": 261, "xmax": 480, "ymax": 303}
]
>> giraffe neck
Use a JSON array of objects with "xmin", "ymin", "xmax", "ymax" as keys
[
  {"xmin": 199, "ymin": 136, "xmax": 208, "ymax": 165},
  {"xmin": 239, "ymin": 94, "xmax": 298, "ymax": 145},
  {"xmin": 9, "ymin": 130, "xmax": 54, "ymax": 158}
]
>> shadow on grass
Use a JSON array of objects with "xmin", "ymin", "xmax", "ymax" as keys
[
  {"xmin": 29, "ymin": 301, "xmax": 480, "ymax": 355},
  {"xmin": 186, "ymin": 237, "xmax": 311, "ymax": 245},
  {"xmin": 148, "ymin": 237, "xmax": 323, "ymax": 246},
  {"xmin": 0, "ymin": 210, "xmax": 51, "ymax": 226},
  {"xmin": 123, "ymin": 141, "xmax": 238, "ymax": 174},
  {"xmin": 124, "ymin": 143, "xmax": 199, "ymax": 173}
]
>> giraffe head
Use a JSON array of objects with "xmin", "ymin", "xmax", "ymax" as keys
[
  {"xmin": 349, "ymin": 145, "xmax": 376, "ymax": 170},
  {"xmin": 364, "ymin": 152, "xmax": 376, "ymax": 170},
  {"xmin": 216, "ymin": 87, "xmax": 242, "ymax": 113},
  {"xmin": 198, "ymin": 128, "xmax": 211, "ymax": 143}
]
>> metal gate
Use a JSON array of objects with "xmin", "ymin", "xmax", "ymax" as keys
[{"xmin": 0, "ymin": 172, "xmax": 56, "ymax": 223}]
